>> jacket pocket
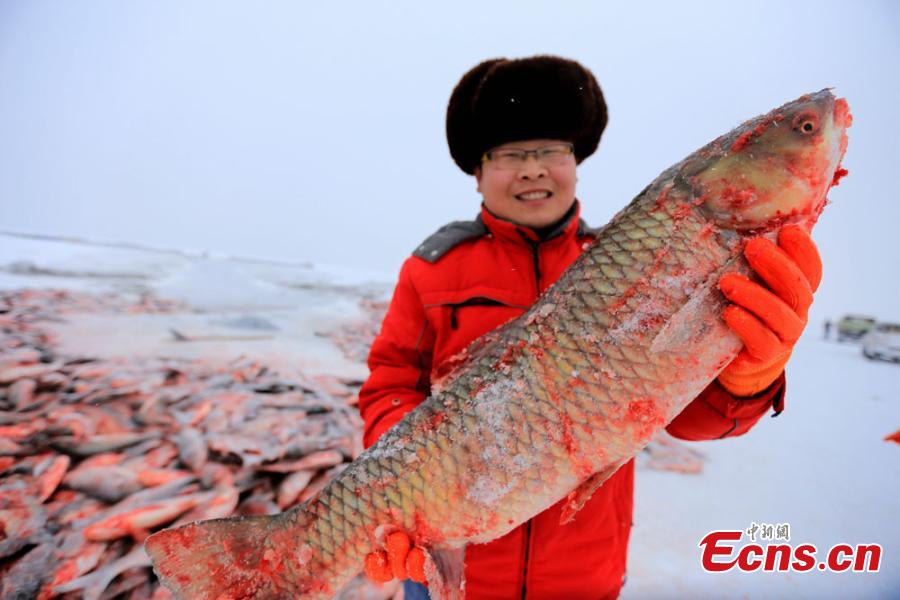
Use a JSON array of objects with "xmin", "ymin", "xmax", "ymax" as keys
[
  {"xmin": 444, "ymin": 297, "xmax": 515, "ymax": 330},
  {"xmin": 423, "ymin": 294, "xmax": 529, "ymax": 373},
  {"xmin": 426, "ymin": 296, "xmax": 529, "ymax": 332}
]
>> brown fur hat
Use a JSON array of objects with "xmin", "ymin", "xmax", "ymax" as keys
[{"xmin": 446, "ymin": 55, "xmax": 607, "ymax": 174}]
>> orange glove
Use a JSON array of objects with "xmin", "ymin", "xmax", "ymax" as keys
[
  {"xmin": 364, "ymin": 531, "xmax": 427, "ymax": 584},
  {"xmin": 717, "ymin": 225, "xmax": 822, "ymax": 397}
]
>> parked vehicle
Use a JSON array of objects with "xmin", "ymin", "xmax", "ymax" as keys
[
  {"xmin": 837, "ymin": 314, "xmax": 876, "ymax": 342},
  {"xmin": 862, "ymin": 322, "xmax": 900, "ymax": 363}
]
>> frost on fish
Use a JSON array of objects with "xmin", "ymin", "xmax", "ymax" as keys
[{"xmin": 146, "ymin": 90, "xmax": 850, "ymax": 600}]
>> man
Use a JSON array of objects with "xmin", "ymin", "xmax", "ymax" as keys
[{"xmin": 358, "ymin": 55, "xmax": 819, "ymax": 599}]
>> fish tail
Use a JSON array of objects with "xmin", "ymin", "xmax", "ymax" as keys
[{"xmin": 145, "ymin": 514, "xmax": 295, "ymax": 599}]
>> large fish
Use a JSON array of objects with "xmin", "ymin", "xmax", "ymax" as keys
[{"xmin": 145, "ymin": 89, "xmax": 851, "ymax": 599}]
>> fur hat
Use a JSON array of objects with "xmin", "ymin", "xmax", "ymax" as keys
[{"xmin": 446, "ymin": 55, "xmax": 607, "ymax": 174}]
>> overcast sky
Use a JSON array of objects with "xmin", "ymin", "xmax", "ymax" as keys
[{"xmin": 1, "ymin": 0, "xmax": 898, "ymax": 320}]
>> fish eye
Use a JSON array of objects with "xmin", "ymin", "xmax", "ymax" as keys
[{"xmin": 792, "ymin": 112, "xmax": 820, "ymax": 135}]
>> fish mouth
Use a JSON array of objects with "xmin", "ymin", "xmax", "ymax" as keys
[{"xmin": 515, "ymin": 190, "xmax": 553, "ymax": 201}]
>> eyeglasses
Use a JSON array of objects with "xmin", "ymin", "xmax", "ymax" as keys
[{"xmin": 481, "ymin": 142, "xmax": 575, "ymax": 170}]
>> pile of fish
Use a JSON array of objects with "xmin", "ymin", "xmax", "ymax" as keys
[{"xmin": 0, "ymin": 289, "xmax": 392, "ymax": 599}]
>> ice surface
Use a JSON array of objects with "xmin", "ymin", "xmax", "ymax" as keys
[
  {"xmin": 624, "ymin": 336, "xmax": 900, "ymax": 598},
  {"xmin": 0, "ymin": 233, "xmax": 390, "ymax": 379}
]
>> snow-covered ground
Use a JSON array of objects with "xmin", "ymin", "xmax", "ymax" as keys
[
  {"xmin": 0, "ymin": 232, "xmax": 392, "ymax": 379},
  {"xmin": 1, "ymin": 232, "xmax": 897, "ymax": 598},
  {"xmin": 624, "ymin": 336, "xmax": 899, "ymax": 598}
]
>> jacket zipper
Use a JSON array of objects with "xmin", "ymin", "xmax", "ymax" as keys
[
  {"xmin": 520, "ymin": 520, "xmax": 533, "ymax": 599},
  {"xmin": 520, "ymin": 233, "xmax": 541, "ymax": 600},
  {"xmin": 518, "ymin": 232, "xmax": 543, "ymax": 297},
  {"xmin": 529, "ymin": 241, "xmax": 542, "ymax": 294}
]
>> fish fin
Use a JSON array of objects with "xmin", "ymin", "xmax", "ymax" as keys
[
  {"xmin": 424, "ymin": 546, "xmax": 466, "ymax": 600},
  {"xmin": 145, "ymin": 514, "xmax": 293, "ymax": 599},
  {"xmin": 560, "ymin": 461, "xmax": 627, "ymax": 525},
  {"xmin": 649, "ymin": 255, "xmax": 745, "ymax": 355}
]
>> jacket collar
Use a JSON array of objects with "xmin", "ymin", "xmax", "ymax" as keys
[{"xmin": 479, "ymin": 200, "xmax": 585, "ymax": 246}]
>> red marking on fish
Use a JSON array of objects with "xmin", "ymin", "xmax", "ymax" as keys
[
  {"xmin": 626, "ymin": 398, "xmax": 667, "ymax": 443},
  {"xmin": 730, "ymin": 114, "xmax": 785, "ymax": 152},
  {"xmin": 425, "ymin": 411, "xmax": 445, "ymax": 431},
  {"xmin": 831, "ymin": 167, "xmax": 848, "ymax": 186}
]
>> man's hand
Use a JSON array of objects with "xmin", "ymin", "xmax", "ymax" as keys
[
  {"xmin": 717, "ymin": 225, "xmax": 822, "ymax": 397},
  {"xmin": 364, "ymin": 531, "xmax": 427, "ymax": 584}
]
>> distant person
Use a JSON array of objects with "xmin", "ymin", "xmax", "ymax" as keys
[
  {"xmin": 824, "ymin": 319, "xmax": 832, "ymax": 339},
  {"xmin": 357, "ymin": 55, "xmax": 822, "ymax": 599}
]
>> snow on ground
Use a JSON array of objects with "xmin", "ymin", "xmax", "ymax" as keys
[
  {"xmin": 0, "ymin": 232, "xmax": 392, "ymax": 378},
  {"xmin": 624, "ymin": 336, "xmax": 900, "ymax": 598},
  {"xmin": 1, "ymin": 232, "xmax": 897, "ymax": 598}
]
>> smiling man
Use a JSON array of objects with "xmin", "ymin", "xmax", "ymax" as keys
[
  {"xmin": 357, "ymin": 55, "xmax": 819, "ymax": 599},
  {"xmin": 475, "ymin": 139, "xmax": 578, "ymax": 229}
]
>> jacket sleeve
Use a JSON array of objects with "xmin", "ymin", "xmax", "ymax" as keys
[
  {"xmin": 665, "ymin": 372, "xmax": 786, "ymax": 441},
  {"xmin": 357, "ymin": 258, "xmax": 433, "ymax": 449}
]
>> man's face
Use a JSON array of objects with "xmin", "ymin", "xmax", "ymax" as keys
[{"xmin": 475, "ymin": 139, "xmax": 577, "ymax": 228}]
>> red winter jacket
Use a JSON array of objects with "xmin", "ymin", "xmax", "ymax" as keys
[{"xmin": 358, "ymin": 202, "xmax": 785, "ymax": 599}]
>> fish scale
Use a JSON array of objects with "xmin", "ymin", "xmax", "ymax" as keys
[{"xmin": 146, "ymin": 89, "xmax": 850, "ymax": 599}]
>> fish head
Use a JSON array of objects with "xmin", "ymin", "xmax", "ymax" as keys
[{"xmin": 693, "ymin": 89, "xmax": 851, "ymax": 232}]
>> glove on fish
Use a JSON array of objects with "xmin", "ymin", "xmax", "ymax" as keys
[
  {"xmin": 717, "ymin": 225, "xmax": 822, "ymax": 397},
  {"xmin": 364, "ymin": 531, "xmax": 427, "ymax": 584}
]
